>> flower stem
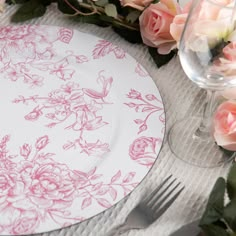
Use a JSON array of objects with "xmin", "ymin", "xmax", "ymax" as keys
[
  {"xmin": 63, "ymin": 0, "xmax": 140, "ymax": 31},
  {"xmin": 194, "ymin": 90, "xmax": 217, "ymax": 139}
]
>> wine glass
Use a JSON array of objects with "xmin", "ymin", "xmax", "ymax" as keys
[{"xmin": 168, "ymin": 0, "xmax": 236, "ymax": 167}]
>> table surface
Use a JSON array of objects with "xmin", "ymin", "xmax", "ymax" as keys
[{"xmin": 0, "ymin": 3, "xmax": 231, "ymax": 236}]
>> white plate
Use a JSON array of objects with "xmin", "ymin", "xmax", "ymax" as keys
[{"xmin": 0, "ymin": 25, "xmax": 165, "ymax": 235}]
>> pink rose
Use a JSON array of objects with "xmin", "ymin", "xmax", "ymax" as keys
[
  {"xmin": 170, "ymin": 13, "xmax": 187, "ymax": 43},
  {"xmin": 29, "ymin": 162, "xmax": 76, "ymax": 209},
  {"xmin": 199, "ymin": 0, "xmax": 233, "ymax": 20},
  {"xmin": 182, "ymin": 0, "xmax": 234, "ymax": 52},
  {"xmin": 212, "ymin": 42, "xmax": 236, "ymax": 79},
  {"xmin": 170, "ymin": 2, "xmax": 191, "ymax": 43},
  {"xmin": 120, "ymin": 0, "xmax": 152, "ymax": 10},
  {"xmin": 213, "ymin": 100, "xmax": 236, "ymax": 151},
  {"xmin": 223, "ymin": 42, "xmax": 236, "ymax": 61},
  {"xmin": 129, "ymin": 136, "xmax": 161, "ymax": 167},
  {"xmin": 139, "ymin": 0, "xmax": 181, "ymax": 54}
]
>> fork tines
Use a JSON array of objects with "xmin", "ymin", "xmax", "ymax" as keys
[{"xmin": 144, "ymin": 175, "xmax": 184, "ymax": 220}]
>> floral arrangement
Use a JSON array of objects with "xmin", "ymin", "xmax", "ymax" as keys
[
  {"xmin": 199, "ymin": 162, "xmax": 236, "ymax": 236},
  {"xmin": 2, "ymin": 0, "xmax": 188, "ymax": 67}
]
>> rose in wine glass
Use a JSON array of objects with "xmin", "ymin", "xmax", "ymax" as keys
[{"xmin": 168, "ymin": 0, "xmax": 236, "ymax": 167}]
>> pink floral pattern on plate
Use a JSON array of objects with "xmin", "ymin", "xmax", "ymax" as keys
[
  {"xmin": 125, "ymin": 89, "xmax": 165, "ymax": 134},
  {"xmin": 0, "ymin": 25, "xmax": 165, "ymax": 235},
  {"xmin": 0, "ymin": 134, "xmax": 138, "ymax": 235},
  {"xmin": 13, "ymin": 71, "xmax": 112, "ymax": 158},
  {"xmin": 92, "ymin": 40, "xmax": 126, "ymax": 59},
  {"xmin": 135, "ymin": 63, "xmax": 149, "ymax": 77},
  {"xmin": 124, "ymin": 89, "xmax": 165, "ymax": 167},
  {"xmin": 0, "ymin": 25, "xmax": 88, "ymax": 87},
  {"xmin": 129, "ymin": 136, "xmax": 163, "ymax": 167}
]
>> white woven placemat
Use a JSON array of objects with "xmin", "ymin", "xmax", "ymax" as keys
[{"xmin": 0, "ymin": 4, "xmax": 230, "ymax": 236}]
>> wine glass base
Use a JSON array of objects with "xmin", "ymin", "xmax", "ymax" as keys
[{"xmin": 168, "ymin": 116, "xmax": 234, "ymax": 168}]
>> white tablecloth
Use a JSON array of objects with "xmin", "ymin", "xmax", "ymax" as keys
[{"xmin": 0, "ymin": 3, "xmax": 231, "ymax": 236}]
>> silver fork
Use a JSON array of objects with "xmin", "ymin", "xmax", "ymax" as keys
[{"xmin": 107, "ymin": 175, "xmax": 184, "ymax": 236}]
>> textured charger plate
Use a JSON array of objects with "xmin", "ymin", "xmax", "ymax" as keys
[{"xmin": 0, "ymin": 25, "xmax": 165, "ymax": 235}]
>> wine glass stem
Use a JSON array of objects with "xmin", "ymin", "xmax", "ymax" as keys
[{"xmin": 194, "ymin": 90, "xmax": 216, "ymax": 140}]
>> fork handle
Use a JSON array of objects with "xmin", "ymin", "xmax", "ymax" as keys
[
  {"xmin": 106, "ymin": 210, "xmax": 150, "ymax": 235},
  {"xmin": 106, "ymin": 222, "xmax": 134, "ymax": 236}
]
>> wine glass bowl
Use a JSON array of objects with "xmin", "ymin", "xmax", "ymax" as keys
[
  {"xmin": 180, "ymin": 0, "xmax": 236, "ymax": 90},
  {"xmin": 168, "ymin": 0, "xmax": 236, "ymax": 167}
]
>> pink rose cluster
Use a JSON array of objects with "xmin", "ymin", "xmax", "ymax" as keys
[
  {"xmin": 213, "ymin": 101, "xmax": 236, "ymax": 151},
  {"xmin": 137, "ymin": 0, "xmax": 190, "ymax": 54},
  {"xmin": 207, "ymin": 38, "xmax": 236, "ymax": 151},
  {"xmin": 118, "ymin": 0, "xmax": 190, "ymax": 54},
  {"xmin": 214, "ymin": 87, "xmax": 236, "ymax": 151},
  {"xmin": 136, "ymin": 0, "xmax": 234, "ymax": 55}
]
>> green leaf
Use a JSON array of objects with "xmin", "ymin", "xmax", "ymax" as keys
[
  {"xmin": 223, "ymin": 199, "xmax": 236, "ymax": 231},
  {"xmin": 11, "ymin": 0, "xmax": 47, "ymax": 22},
  {"xmin": 95, "ymin": 0, "xmax": 109, "ymax": 7},
  {"xmin": 227, "ymin": 162, "xmax": 236, "ymax": 200},
  {"xmin": 112, "ymin": 26, "xmax": 142, "ymax": 43},
  {"xmin": 199, "ymin": 178, "xmax": 225, "ymax": 226},
  {"xmin": 148, "ymin": 47, "xmax": 176, "ymax": 68},
  {"xmin": 105, "ymin": 4, "xmax": 117, "ymax": 18},
  {"xmin": 210, "ymin": 39, "xmax": 228, "ymax": 60},
  {"xmin": 213, "ymin": 220, "xmax": 228, "ymax": 229},
  {"xmin": 200, "ymin": 224, "xmax": 229, "ymax": 236},
  {"xmin": 126, "ymin": 10, "xmax": 140, "ymax": 23},
  {"xmin": 40, "ymin": 0, "xmax": 51, "ymax": 5},
  {"xmin": 57, "ymin": 0, "xmax": 81, "ymax": 15},
  {"xmin": 219, "ymin": 146, "xmax": 235, "ymax": 158},
  {"xmin": 152, "ymin": 0, "xmax": 160, "ymax": 3},
  {"xmin": 109, "ymin": 0, "xmax": 123, "ymax": 13},
  {"xmin": 72, "ymin": 15, "xmax": 109, "ymax": 27}
]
